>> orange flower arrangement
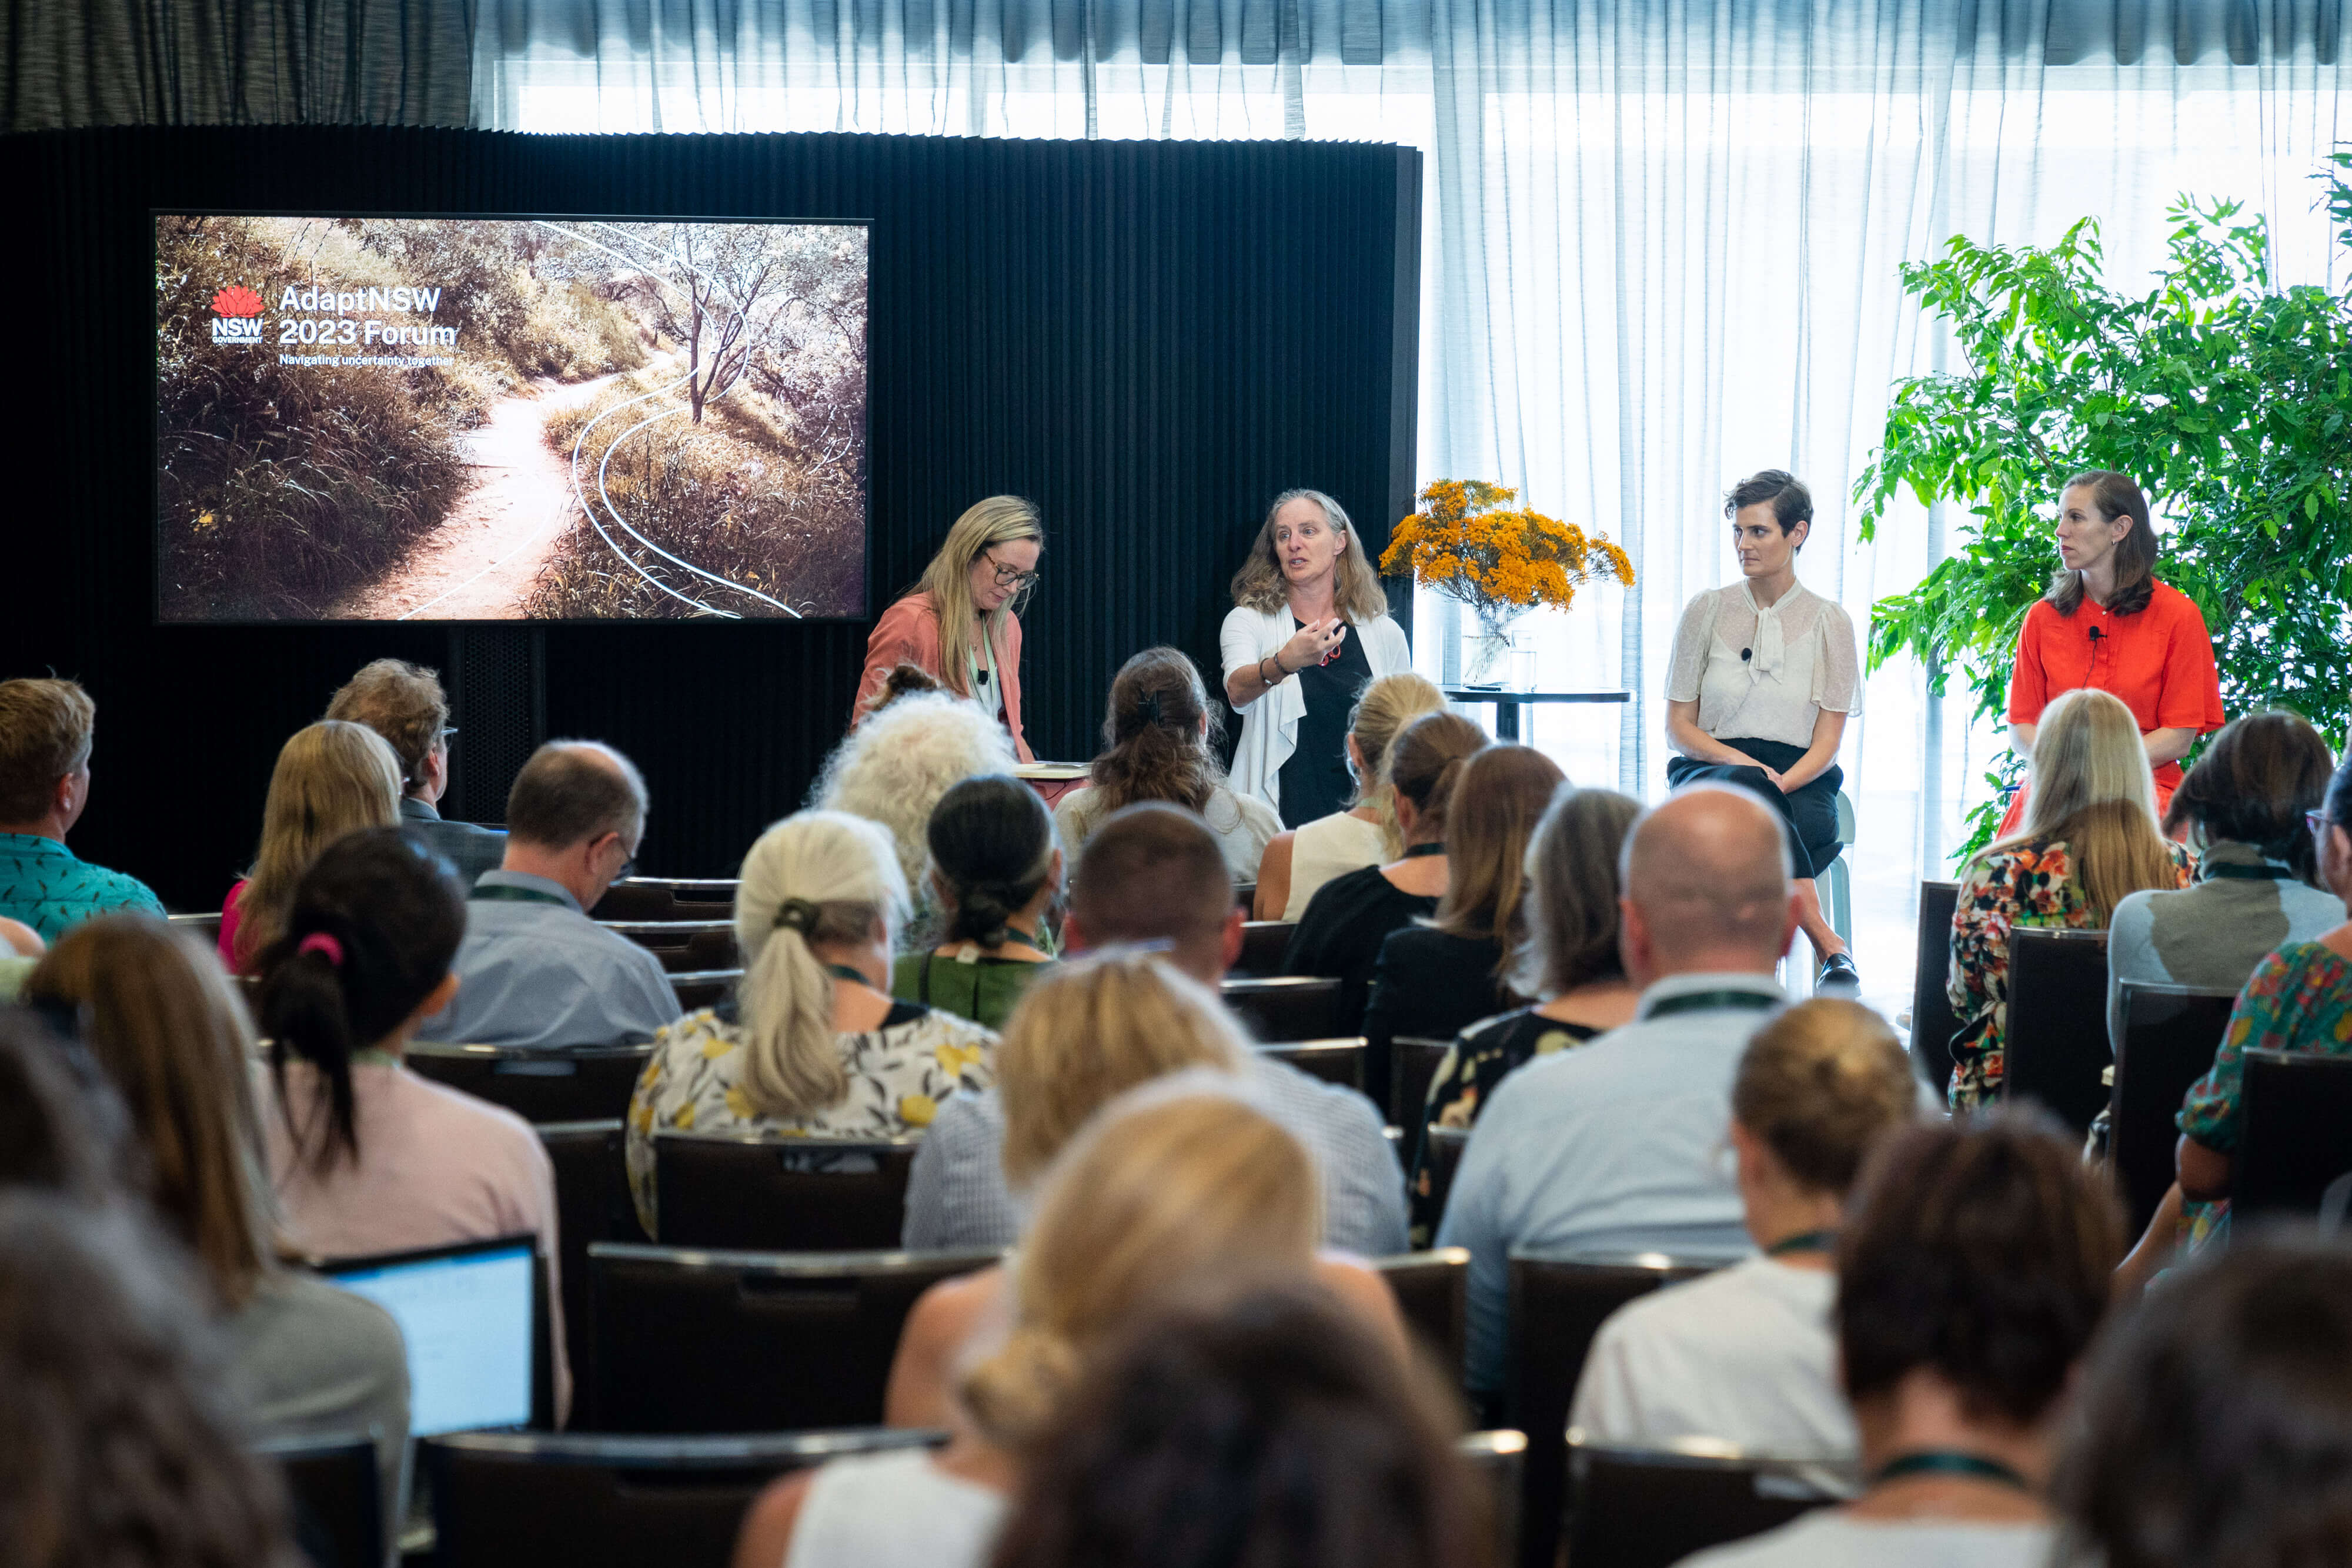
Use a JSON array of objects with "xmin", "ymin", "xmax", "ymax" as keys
[{"xmin": 1380, "ymin": 480, "xmax": 1635, "ymax": 628}]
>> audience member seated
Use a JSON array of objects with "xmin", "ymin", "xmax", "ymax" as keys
[
  {"xmin": 413, "ymin": 740, "xmax": 676, "ymax": 1051},
  {"xmin": 0, "ymin": 915, "xmax": 40, "ymax": 1001},
  {"xmin": 858, "ymin": 661, "xmax": 944, "ymax": 721},
  {"xmin": 1054, "ymin": 647, "xmax": 1281, "ymax": 880},
  {"xmin": 0, "ymin": 677, "xmax": 162, "ymax": 940},
  {"xmin": 2106, "ymin": 710, "xmax": 2341, "ymax": 1051},
  {"xmin": 812, "ymin": 688, "xmax": 1020, "ymax": 901},
  {"xmin": 25, "ymin": 914, "xmax": 410, "ymax": 1524},
  {"xmin": 0, "ymin": 1195, "xmax": 300, "ymax": 1568},
  {"xmin": 892, "ymin": 775, "xmax": 1061, "ymax": 1031},
  {"xmin": 326, "ymin": 657, "xmax": 509, "ymax": 885},
  {"xmin": 1948, "ymin": 687, "xmax": 2193, "ymax": 1111},
  {"xmin": 1252, "ymin": 671, "xmax": 1448, "ymax": 921},
  {"xmin": 1677, "ymin": 1111, "xmax": 2120, "ymax": 1567},
  {"xmin": 994, "ymin": 1283, "xmax": 1484, "ymax": 1568},
  {"xmin": 1572, "ymin": 998, "xmax": 1916, "ymax": 1457},
  {"xmin": 1440, "ymin": 785, "xmax": 1796, "ymax": 1396},
  {"xmin": 1364, "ymin": 743, "xmax": 1565, "ymax": 1088},
  {"xmin": 627, "ymin": 810, "xmax": 997, "ymax": 1236},
  {"xmin": 221, "ymin": 720, "xmax": 403, "ymax": 973},
  {"xmin": 2058, "ymin": 1237, "xmax": 2352, "ymax": 1568},
  {"xmin": 1281, "ymin": 712, "xmax": 1488, "ymax": 1035},
  {"xmin": 253, "ymin": 827, "xmax": 568, "ymax": 1420}
]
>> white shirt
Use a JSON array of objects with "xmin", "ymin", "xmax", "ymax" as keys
[
  {"xmin": 1220, "ymin": 604, "xmax": 1412, "ymax": 811},
  {"xmin": 1676, "ymin": 1512, "xmax": 2053, "ymax": 1568},
  {"xmin": 1282, "ymin": 811, "xmax": 1389, "ymax": 920},
  {"xmin": 1572, "ymin": 1256, "xmax": 1853, "ymax": 1458},
  {"xmin": 1054, "ymin": 781, "xmax": 1281, "ymax": 882},
  {"xmin": 1665, "ymin": 582, "xmax": 1862, "ymax": 750},
  {"xmin": 783, "ymin": 1447, "xmax": 1005, "ymax": 1568}
]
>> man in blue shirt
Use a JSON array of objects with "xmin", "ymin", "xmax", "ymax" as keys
[
  {"xmin": 414, "ymin": 740, "xmax": 677, "ymax": 1049},
  {"xmin": 325, "ymin": 658, "xmax": 507, "ymax": 887},
  {"xmin": 0, "ymin": 678, "xmax": 163, "ymax": 941},
  {"xmin": 1438, "ymin": 785, "xmax": 1798, "ymax": 1395}
]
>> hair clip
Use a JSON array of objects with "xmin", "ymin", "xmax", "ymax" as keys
[
  {"xmin": 774, "ymin": 898, "xmax": 823, "ymax": 935},
  {"xmin": 296, "ymin": 932, "xmax": 345, "ymax": 968},
  {"xmin": 1137, "ymin": 691, "xmax": 1166, "ymax": 726}
]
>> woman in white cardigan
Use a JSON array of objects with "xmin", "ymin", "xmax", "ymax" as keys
[{"xmin": 1220, "ymin": 489, "xmax": 1413, "ymax": 827}]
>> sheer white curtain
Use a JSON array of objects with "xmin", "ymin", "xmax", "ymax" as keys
[{"xmin": 475, "ymin": 0, "xmax": 2348, "ymax": 1002}]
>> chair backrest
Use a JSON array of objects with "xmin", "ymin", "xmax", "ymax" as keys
[
  {"xmin": 1235, "ymin": 880, "xmax": 1257, "ymax": 912},
  {"xmin": 1909, "ymin": 880, "xmax": 1962, "ymax": 1095},
  {"xmin": 537, "ymin": 1119, "xmax": 636, "ymax": 1429},
  {"xmin": 2115, "ymin": 982, "xmax": 2240, "ymax": 1235},
  {"xmin": 1509, "ymin": 1250, "xmax": 1746, "ymax": 1568},
  {"xmin": 589, "ymin": 1242, "xmax": 1000, "ymax": 1432},
  {"xmin": 652, "ymin": 1131, "xmax": 919, "ymax": 1251},
  {"xmin": 1372, "ymin": 1248, "xmax": 1468, "ymax": 1370},
  {"xmin": 424, "ymin": 1427, "xmax": 945, "ymax": 1568},
  {"xmin": 1234, "ymin": 919, "xmax": 1297, "ymax": 978},
  {"xmin": 256, "ymin": 1432, "xmax": 380, "ymax": 1568},
  {"xmin": 2237, "ymin": 1049, "xmax": 2352, "ymax": 1226},
  {"xmin": 1389, "ymin": 1037, "xmax": 1452, "ymax": 1129},
  {"xmin": 667, "ymin": 969, "xmax": 740, "ymax": 1012},
  {"xmin": 599, "ymin": 920, "xmax": 741, "ymax": 972},
  {"xmin": 1256, "ymin": 1037, "xmax": 1368, "ymax": 1092},
  {"xmin": 166, "ymin": 909, "xmax": 225, "ymax": 943},
  {"xmin": 404, "ymin": 1043, "xmax": 654, "ymax": 1124},
  {"xmin": 588, "ymin": 883, "xmax": 675, "ymax": 922},
  {"xmin": 1566, "ymin": 1442, "xmax": 1840, "ymax": 1568},
  {"xmin": 1459, "ymin": 1430, "xmax": 1526, "ymax": 1568},
  {"xmin": 1222, "ymin": 975, "xmax": 1343, "ymax": 1043},
  {"xmin": 2003, "ymin": 928, "xmax": 2112, "ymax": 1132}
]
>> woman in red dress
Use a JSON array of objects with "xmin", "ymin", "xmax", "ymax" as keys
[{"xmin": 2001, "ymin": 471, "xmax": 2225, "ymax": 835}]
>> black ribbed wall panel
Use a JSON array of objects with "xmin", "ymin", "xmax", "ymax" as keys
[{"xmin": 4, "ymin": 128, "xmax": 1419, "ymax": 907}]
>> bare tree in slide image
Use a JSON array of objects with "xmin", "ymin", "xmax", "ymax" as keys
[{"xmin": 629, "ymin": 225, "xmax": 805, "ymax": 424}]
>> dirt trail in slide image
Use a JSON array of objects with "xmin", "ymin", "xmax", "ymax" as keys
[{"xmin": 336, "ymin": 370, "xmax": 628, "ymax": 620}]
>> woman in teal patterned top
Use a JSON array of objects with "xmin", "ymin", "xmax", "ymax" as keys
[{"xmin": 891, "ymin": 775, "xmax": 1062, "ymax": 1031}]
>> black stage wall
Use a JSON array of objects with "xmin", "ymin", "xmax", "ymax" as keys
[{"xmin": 5, "ymin": 128, "xmax": 1422, "ymax": 908}]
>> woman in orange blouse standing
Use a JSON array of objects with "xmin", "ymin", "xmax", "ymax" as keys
[
  {"xmin": 855, "ymin": 496, "xmax": 1044, "ymax": 762},
  {"xmin": 2000, "ymin": 470, "xmax": 2225, "ymax": 834}
]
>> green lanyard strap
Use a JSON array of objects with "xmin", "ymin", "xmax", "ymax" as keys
[
  {"xmin": 1871, "ymin": 1451, "xmax": 2032, "ymax": 1492},
  {"xmin": 1646, "ymin": 989, "xmax": 1781, "ymax": 1021},
  {"xmin": 469, "ymin": 884, "xmax": 572, "ymax": 908},
  {"xmin": 1765, "ymin": 1229, "xmax": 1836, "ymax": 1259}
]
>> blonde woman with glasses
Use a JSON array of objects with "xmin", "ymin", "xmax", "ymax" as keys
[{"xmin": 856, "ymin": 497, "xmax": 1044, "ymax": 762}]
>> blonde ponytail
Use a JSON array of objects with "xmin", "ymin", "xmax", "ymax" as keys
[{"xmin": 1345, "ymin": 673, "xmax": 1448, "ymax": 857}]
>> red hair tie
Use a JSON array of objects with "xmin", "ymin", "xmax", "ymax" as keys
[{"xmin": 297, "ymin": 932, "xmax": 345, "ymax": 968}]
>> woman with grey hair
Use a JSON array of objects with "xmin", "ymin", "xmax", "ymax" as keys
[{"xmin": 1220, "ymin": 489, "xmax": 1412, "ymax": 828}]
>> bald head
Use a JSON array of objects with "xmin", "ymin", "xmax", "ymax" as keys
[{"xmin": 1619, "ymin": 785, "xmax": 1796, "ymax": 984}]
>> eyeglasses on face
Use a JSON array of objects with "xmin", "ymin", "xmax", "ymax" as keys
[
  {"xmin": 2308, "ymin": 810, "xmax": 2337, "ymax": 840},
  {"xmin": 983, "ymin": 549, "xmax": 1041, "ymax": 590}
]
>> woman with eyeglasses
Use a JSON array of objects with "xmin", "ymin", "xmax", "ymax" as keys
[{"xmin": 856, "ymin": 496, "xmax": 1045, "ymax": 762}]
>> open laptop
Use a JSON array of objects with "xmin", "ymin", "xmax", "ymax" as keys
[{"xmin": 322, "ymin": 1235, "xmax": 540, "ymax": 1436}]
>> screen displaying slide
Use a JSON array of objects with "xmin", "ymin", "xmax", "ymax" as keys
[
  {"xmin": 155, "ymin": 213, "xmax": 868, "ymax": 623},
  {"xmin": 326, "ymin": 1241, "xmax": 536, "ymax": 1436}
]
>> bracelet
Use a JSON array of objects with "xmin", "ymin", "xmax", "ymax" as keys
[{"xmin": 1265, "ymin": 652, "xmax": 1289, "ymax": 682}]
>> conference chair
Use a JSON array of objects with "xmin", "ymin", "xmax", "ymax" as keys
[
  {"xmin": 599, "ymin": 921, "xmax": 740, "ymax": 972},
  {"xmin": 1565, "ymin": 1440, "xmax": 1843, "ymax": 1568},
  {"xmin": 1372, "ymin": 1248, "xmax": 1469, "ymax": 1370},
  {"xmin": 1422, "ymin": 1124, "xmax": 1471, "ymax": 1228},
  {"xmin": 405, "ymin": 1042, "xmax": 653, "ymax": 1124},
  {"xmin": 590, "ymin": 877, "xmax": 740, "ymax": 923},
  {"xmin": 1459, "ymin": 1430, "xmax": 1527, "ymax": 1568},
  {"xmin": 588, "ymin": 1242, "xmax": 1001, "ymax": 1433},
  {"xmin": 1909, "ymin": 880, "xmax": 1962, "ymax": 1096},
  {"xmin": 667, "ymin": 969, "xmax": 740, "ymax": 1012},
  {"xmin": 256, "ymin": 1432, "xmax": 381, "ymax": 1568},
  {"xmin": 2002, "ymin": 928, "xmax": 2111, "ymax": 1134},
  {"xmin": 423, "ymin": 1427, "xmax": 947, "ymax": 1568},
  {"xmin": 1234, "ymin": 919, "xmax": 1297, "ymax": 978},
  {"xmin": 1390, "ymin": 1036, "xmax": 1452, "ymax": 1129},
  {"xmin": 2235, "ymin": 1049, "xmax": 2352, "ymax": 1228},
  {"xmin": 1256, "ymin": 1037, "xmax": 1368, "ymax": 1092},
  {"xmin": 651, "ymin": 1130, "xmax": 919, "ymax": 1251},
  {"xmin": 2114, "ymin": 982, "xmax": 2240, "ymax": 1235},
  {"xmin": 1235, "ymin": 881, "xmax": 1257, "ymax": 912},
  {"xmin": 1508, "ymin": 1249, "xmax": 1748, "ymax": 1568},
  {"xmin": 166, "ymin": 910, "xmax": 225, "ymax": 945},
  {"xmin": 539, "ymin": 1119, "xmax": 639, "ymax": 1428},
  {"xmin": 1222, "ymin": 975, "xmax": 1344, "ymax": 1042},
  {"xmin": 1822, "ymin": 791, "xmax": 1858, "ymax": 947}
]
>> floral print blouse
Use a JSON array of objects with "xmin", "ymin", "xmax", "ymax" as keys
[
  {"xmin": 625, "ymin": 1001, "xmax": 997, "ymax": 1236},
  {"xmin": 1946, "ymin": 835, "xmax": 2194, "ymax": 1111}
]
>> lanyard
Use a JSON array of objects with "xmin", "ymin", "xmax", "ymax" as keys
[
  {"xmin": 1871, "ymin": 1451, "xmax": 2032, "ymax": 1493},
  {"xmin": 1645, "ymin": 988, "xmax": 1780, "ymax": 1021},
  {"xmin": 1765, "ymin": 1229, "xmax": 1836, "ymax": 1258},
  {"xmin": 824, "ymin": 962, "xmax": 876, "ymax": 985},
  {"xmin": 469, "ymin": 884, "xmax": 571, "ymax": 909},
  {"xmin": 1402, "ymin": 842, "xmax": 1446, "ymax": 859},
  {"xmin": 2203, "ymin": 862, "xmax": 2298, "ymax": 882}
]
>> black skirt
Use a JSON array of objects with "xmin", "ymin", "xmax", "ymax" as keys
[{"xmin": 1665, "ymin": 737, "xmax": 1844, "ymax": 880}]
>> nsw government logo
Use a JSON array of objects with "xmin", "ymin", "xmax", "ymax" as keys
[{"xmin": 209, "ymin": 285, "xmax": 266, "ymax": 344}]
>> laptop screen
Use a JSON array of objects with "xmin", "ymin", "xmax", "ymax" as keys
[{"xmin": 323, "ymin": 1236, "xmax": 537, "ymax": 1436}]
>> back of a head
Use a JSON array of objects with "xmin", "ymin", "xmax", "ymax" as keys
[
  {"xmin": 0, "ymin": 1193, "xmax": 296, "ymax": 1568},
  {"xmin": 927, "ymin": 774, "xmax": 1057, "ymax": 947},
  {"xmin": 733, "ymin": 810, "xmax": 910, "ymax": 1121},
  {"xmin": 256, "ymin": 828, "xmax": 466, "ymax": 1175},
  {"xmin": 1623, "ymin": 785, "xmax": 1793, "ymax": 970},
  {"xmin": 1347, "ymin": 673, "xmax": 1449, "ymax": 856},
  {"xmin": 1838, "ymin": 1109, "xmax": 2123, "ymax": 1429},
  {"xmin": 812, "ymin": 691, "xmax": 1020, "ymax": 888},
  {"xmin": 505, "ymin": 739, "xmax": 646, "ymax": 850},
  {"xmin": 1383, "ymin": 713, "xmax": 1488, "ymax": 844},
  {"xmin": 862, "ymin": 661, "xmax": 944, "ymax": 720},
  {"xmin": 2015, "ymin": 688, "xmax": 2176, "ymax": 920},
  {"xmin": 1517, "ymin": 788, "xmax": 1641, "ymax": 997},
  {"xmin": 1435, "ymin": 745, "xmax": 1567, "ymax": 958},
  {"xmin": 323, "ymin": 658, "xmax": 448, "ymax": 793},
  {"xmin": 25, "ymin": 917, "xmax": 270, "ymax": 1306},
  {"xmin": 963, "ymin": 1093, "xmax": 1322, "ymax": 1447},
  {"xmin": 0, "ymin": 677, "xmax": 95, "ymax": 826},
  {"xmin": 2059, "ymin": 1236, "xmax": 2352, "ymax": 1568},
  {"xmin": 1067, "ymin": 803, "xmax": 1232, "ymax": 980},
  {"xmin": 1733, "ymin": 998, "xmax": 1915, "ymax": 1197},
  {"xmin": 2163, "ymin": 710, "xmax": 2334, "ymax": 887},
  {"xmin": 0, "ymin": 1008, "xmax": 122, "ymax": 1198},
  {"xmin": 236, "ymin": 720, "xmax": 405, "ymax": 967},
  {"xmin": 996, "ymin": 950, "xmax": 1251, "ymax": 1188},
  {"xmin": 993, "ymin": 1283, "xmax": 1486, "ymax": 1568},
  {"xmin": 1091, "ymin": 647, "xmax": 1221, "ymax": 815}
]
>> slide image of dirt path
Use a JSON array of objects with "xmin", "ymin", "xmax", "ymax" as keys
[{"xmin": 336, "ymin": 370, "xmax": 627, "ymax": 621}]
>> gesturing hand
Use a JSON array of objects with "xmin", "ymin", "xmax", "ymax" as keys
[{"xmin": 1281, "ymin": 617, "xmax": 1346, "ymax": 674}]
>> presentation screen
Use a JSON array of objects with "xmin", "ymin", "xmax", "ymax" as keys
[
  {"xmin": 325, "ymin": 1236, "xmax": 537, "ymax": 1436},
  {"xmin": 155, "ymin": 213, "xmax": 868, "ymax": 623}
]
